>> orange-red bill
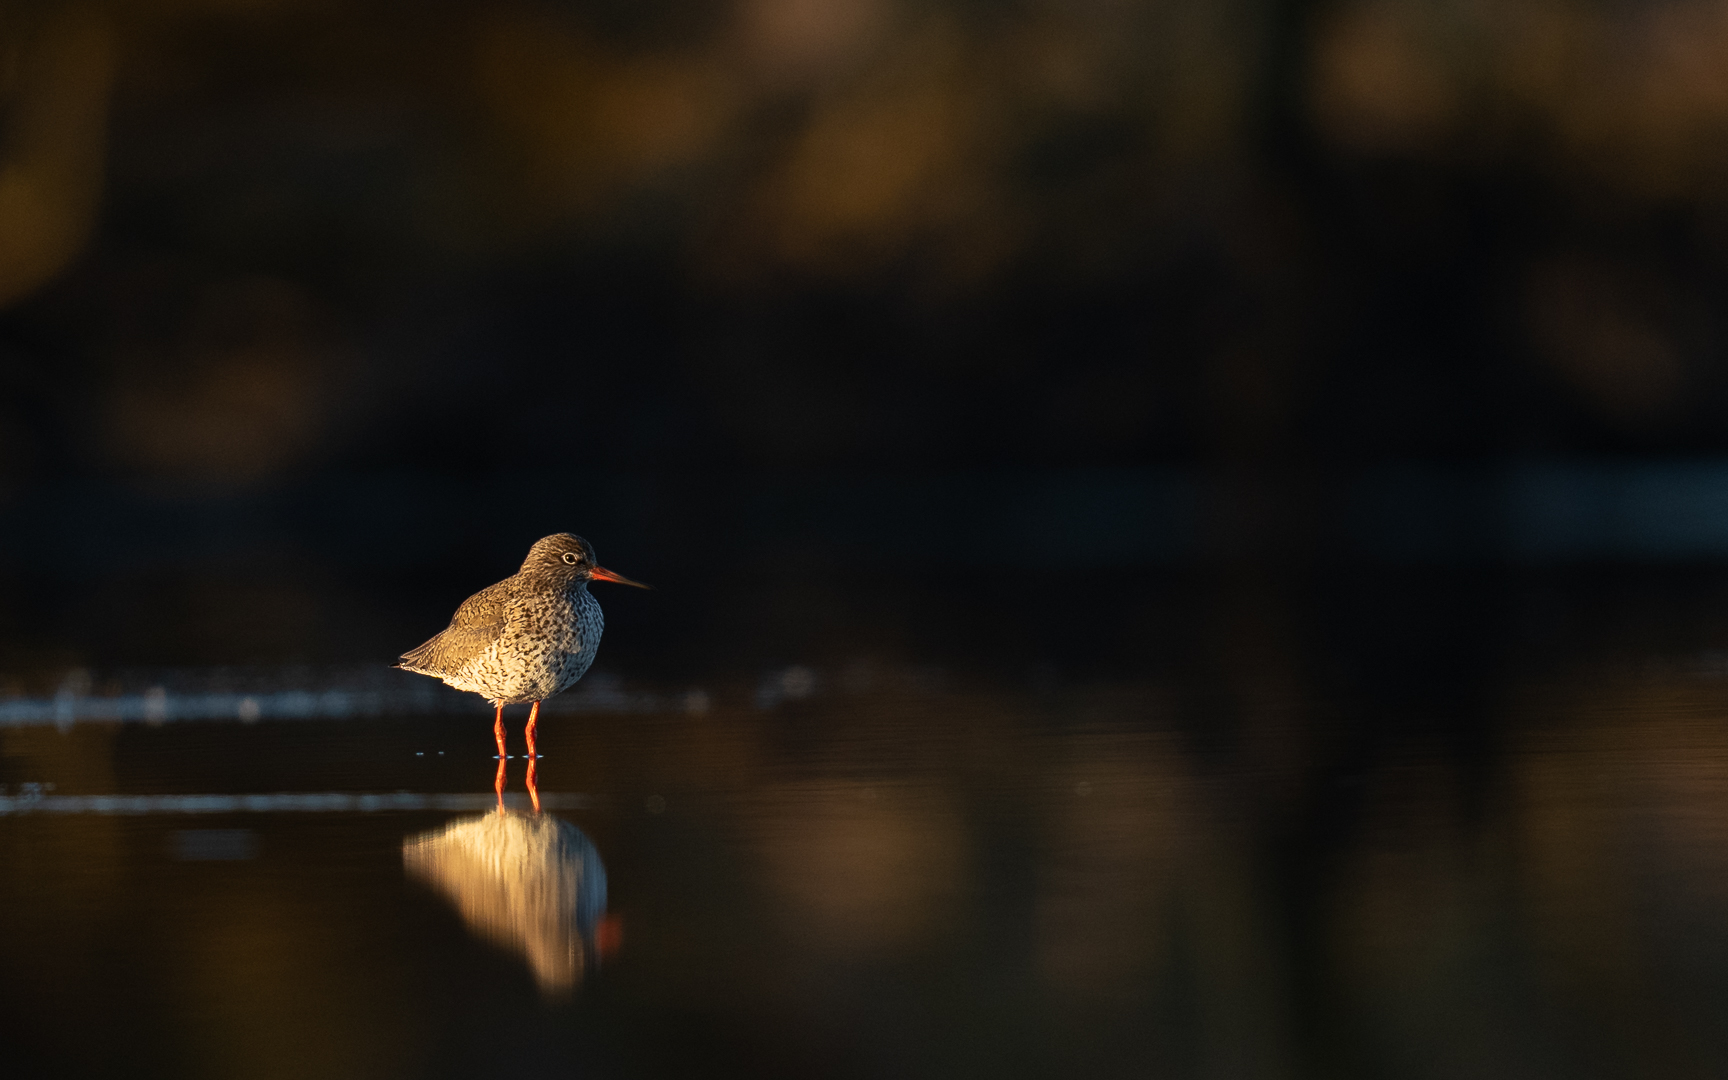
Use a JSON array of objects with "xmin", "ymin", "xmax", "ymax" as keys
[{"xmin": 589, "ymin": 566, "xmax": 651, "ymax": 589}]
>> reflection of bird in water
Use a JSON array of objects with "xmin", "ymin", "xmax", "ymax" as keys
[
  {"xmin": 403, "ymin": 811, "xmax": 609, "ymax": 994},
  {"xmin": 398, "ymin": 533, "xmax": 648, "ymax": 802}
]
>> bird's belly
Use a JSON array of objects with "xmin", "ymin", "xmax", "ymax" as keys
[{"xmin": 443, "ymin": 635, "xmax": 594, "ymax": 704}]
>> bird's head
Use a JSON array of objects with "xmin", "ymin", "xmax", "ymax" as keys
[{"xmin": 523, "ymin": 533, "xmax": 650, "ymax": 590}]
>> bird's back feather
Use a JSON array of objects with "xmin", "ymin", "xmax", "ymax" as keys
[{"xmin": 399, "ymin": 581, "xmax": 511, "ymax": 675}]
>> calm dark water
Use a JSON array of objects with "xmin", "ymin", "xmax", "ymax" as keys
[{"xmin": 7, "ymin": 575, "xmax": 1728, "ymax": 1079}]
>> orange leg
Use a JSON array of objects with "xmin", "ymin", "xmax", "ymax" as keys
[
  {"xmin": 524, "ymin": 700, "xmax": 543, "ymax": 812},
  {"xmin": 492, "ymin": 701, "xmax": 508, "ymax": 813}
]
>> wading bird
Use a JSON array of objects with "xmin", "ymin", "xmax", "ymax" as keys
[{"xmin": 399, "ymin": 533, "xmax": 649, "ymax": 802}]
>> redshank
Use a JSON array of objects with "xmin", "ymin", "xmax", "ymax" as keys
[{"xmin": 398, "ymin": 533, "xmax": 648, "ymax": 797}]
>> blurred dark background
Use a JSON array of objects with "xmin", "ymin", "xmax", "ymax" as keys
[
  {"xmin": 19, "ymin": 7, "xmax": 1728, "ymax": 1077},
  {"xmin": 5, "ymin": 0, "xmax": 1728, "ymax": 692}
]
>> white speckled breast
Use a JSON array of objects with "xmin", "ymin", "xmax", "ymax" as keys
[{"xmin": 441, "ymin": 586, "xmax": 604, "ymax": 705}]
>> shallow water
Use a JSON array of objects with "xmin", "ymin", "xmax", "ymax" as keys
[{"xmin": 7, "ymin": 635, "xmax": 1728, "ymax": 1078}]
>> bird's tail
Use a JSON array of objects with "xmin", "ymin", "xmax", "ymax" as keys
[{"xmin": 398, "ymin": 638, "xmax": 441, "ymax": 674}]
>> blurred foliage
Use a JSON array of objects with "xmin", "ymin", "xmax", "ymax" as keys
[{"xmin": 4, "ymin": 0, "xmax": 1728, "ymax": 488}]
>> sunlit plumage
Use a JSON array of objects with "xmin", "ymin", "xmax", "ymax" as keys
[{"xmin": 398, "ymin": 533, "xmax": 648, "ymax": 769}]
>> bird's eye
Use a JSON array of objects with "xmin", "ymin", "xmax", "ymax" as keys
[{"xmin": 562, "ymin": 552, "xmax": 579, "ymax": 565}]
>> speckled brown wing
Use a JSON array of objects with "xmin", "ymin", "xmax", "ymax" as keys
[{"xmin": 398, "ymin": 581, "xmax": 512, "ymax": 676}]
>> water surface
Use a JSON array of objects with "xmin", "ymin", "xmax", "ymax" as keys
[{"xmin": 5, "ymin": 644, "xmax": 1728, "ymax": 1078}]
